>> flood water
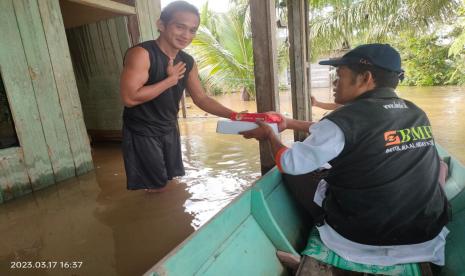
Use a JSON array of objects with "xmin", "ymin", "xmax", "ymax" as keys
[{"xmin": 0, "ymin": 86, "xmax": 464, "ymax": 276}]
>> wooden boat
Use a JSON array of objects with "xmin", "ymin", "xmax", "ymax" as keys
[{"xmin": 144, "ymin": 144, "xmax": 465, "ymax": 276}]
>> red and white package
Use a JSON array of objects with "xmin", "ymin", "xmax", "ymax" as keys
[{"xmin": 230, "ymin": 112, "xmax": 282, "ymax": 123}]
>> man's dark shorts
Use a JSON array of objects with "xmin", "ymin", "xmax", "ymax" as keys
[{"xmin": 122, "ymin": 126, "xmax": 185, "ymax": 190}]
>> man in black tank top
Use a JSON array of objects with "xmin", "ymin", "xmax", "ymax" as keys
[{"xmin": 120, "ymin": 1, "xmax": 236, "ymax": 192}]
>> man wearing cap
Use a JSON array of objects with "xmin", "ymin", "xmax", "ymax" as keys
[{"xmin": 241, "ymin": 43, "xmax": 450, "ymax": 266}]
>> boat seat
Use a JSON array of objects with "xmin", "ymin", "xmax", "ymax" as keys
[{"xmin": 298, "ymin": 228, "xmax": 428, "ymax": 276}]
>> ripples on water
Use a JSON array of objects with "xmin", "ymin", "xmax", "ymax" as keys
[{"xmin": 178, "ymin": 120, "xmax": 261, "ymax": 229}]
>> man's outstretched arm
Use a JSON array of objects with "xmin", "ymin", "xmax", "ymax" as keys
[{"xmin": 186, "ymin": 63, "xmax": 235, "ymax": 118}]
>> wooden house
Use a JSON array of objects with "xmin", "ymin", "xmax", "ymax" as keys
[{"xmin": 0, "ymin": 0, "xmax": 161, "ymax": 203}]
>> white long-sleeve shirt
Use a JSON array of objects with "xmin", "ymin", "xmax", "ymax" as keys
[{"xmin": 276, "ymin": 119, "xmax": 448, "ymax": 266}]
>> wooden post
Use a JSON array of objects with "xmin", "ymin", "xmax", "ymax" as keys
[
  {"xmin": 180, "ymin": 90, "xmax": 187, "ymax": 118},
  {"xmin": 287, "ymin": 0, "xmax": 312, "ymax": 142},
  {"xmin": 250, "ymin": 0, "xmax": 280, "ymax": 174}
]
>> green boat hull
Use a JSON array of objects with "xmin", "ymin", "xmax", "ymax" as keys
[{"xmin": 145, "ymin": 144, "xmax": 465, "ymax": 276}]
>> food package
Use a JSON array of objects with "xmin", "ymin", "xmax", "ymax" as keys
[
  {"xmin": 216, "ymin": 119, "xmax": 279, "ymax": 135},
  {"xmin": 230, "ymin": 112, "xmax": 282, "ymax": 123}
]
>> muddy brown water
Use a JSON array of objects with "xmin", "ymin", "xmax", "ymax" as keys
[{"xmin": 1, "ymin": 87, "xmax": 464, "ymax": 276}]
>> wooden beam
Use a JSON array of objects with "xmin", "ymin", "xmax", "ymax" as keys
[
  {"xmin": 14, "ymin": 0, "xmax": 76, "ymax": 182},
  {"xmin": 288, "ymin": 0, "xmax": 312, "ymax": 142},
  {"xmin": 250, "ymin": 0, "xmax": 280, "ymax": 174},
  {"xmin": 0, "ymin": 0, "xmax": 55, "ymax": 191},
  {"xmin": 66, "ymin": 0, "xmax": 136, "ymax": 15},
  {"xmin": 38, "ymin": 0, "xmax": 94, "ymax": 175}
]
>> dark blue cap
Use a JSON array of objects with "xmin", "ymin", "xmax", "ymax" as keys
[{"xmin": 319, "ymin": 43, "xmax": 403, "ymax": 74}]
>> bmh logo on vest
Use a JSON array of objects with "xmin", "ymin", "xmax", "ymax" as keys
[{"xmin": 384, "ymin": 126, "xmax": 434, "ymax": 153}]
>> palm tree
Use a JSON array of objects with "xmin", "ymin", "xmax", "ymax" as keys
[
  {"xmin": 448, "ymin": 3, "xmax": 465, "ymax": 84},
  {"xmin": 189, "ymin": 2, "xmax": 255, "ymax": 100},
  {"xmin": 449, "ymin": 4, "xmax": 465, "ymax": 57},
  {"xmin": 309, "ymin": 0, "xmax": 458, "ymax": 60}
]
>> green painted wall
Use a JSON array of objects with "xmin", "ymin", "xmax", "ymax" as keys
[
  {"xmin": 0, "ymin": 0, "xmax": 161, "ymax": 203},
  {"xmin": 67, "ymin": 17, "xmax": 131, "ymax": 132},
  {"xmin": 0, "ymin": 0, "xmax": 93, "ymax": 203},
  {"xmin": 66, "ymin": 0, "xmax": 160, "ymax": 136},
  {"xmin": 136, "ymin": 0, "xmax": 161, "ymax": 42}
]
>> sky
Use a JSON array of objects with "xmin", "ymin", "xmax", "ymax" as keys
[{"xmin": 160, "ymin": 0, "xmax": 230, "ymax": 13}]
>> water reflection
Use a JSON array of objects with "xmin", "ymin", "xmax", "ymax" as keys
[{"xmin": 179, "ymin": 119, "xmax": 260, "ymax": 229}]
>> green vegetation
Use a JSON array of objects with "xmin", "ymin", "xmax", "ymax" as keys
[
  {"xmin": 395, "ymin": 33, "xmax": 464, "ymax": 86},
  {"xmin": 188, "ymin": 1, "xmax": 289, "ymax": 100},
  {"xmin": 189, "ymin": 0, "xmax": 465, "ymax": 93},
  {"xmin": 188, "ymin": 2, "xmax": 255, "ymax": 100},
  {"xmin": 309, "ymin": 0, "xmax": 465, "ymax": 86}
]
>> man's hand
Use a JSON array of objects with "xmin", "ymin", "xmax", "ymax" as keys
[
  {"xmin": 240, "ymin": 120, "xmax": 274, "ymax": 141},
  {"xmin": 265, "ymin": 111, "xmax": 287, "ymax": 132},
  {"xmin": 166, "ymin": 59, "xmax": 186, "ymax": 85},
  {"xmin": 310, "ymin": 95, "xmax": 320, "ymax": 107}
]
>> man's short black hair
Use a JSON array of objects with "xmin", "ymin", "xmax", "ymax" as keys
[
  {"xmin": 160, "ymin": 1, "xmax": 200, "ymax": 24},
  {"xmin": 347, "ymin": 64, "xmax": 401, "ymax": 89}
]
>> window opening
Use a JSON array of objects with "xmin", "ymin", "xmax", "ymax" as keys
[{"xmin": 0, "ymin": 72, "xmax": 19, "ymax": 149}]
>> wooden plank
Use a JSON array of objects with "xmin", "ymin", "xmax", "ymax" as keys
[
  {"xmin": 147, "ymin": 0, "xmax": 161, "ymax": 39},
  {"xmin": 38, "ymin": 0, "xmax": 93, "ymax": 175},
  {"xmin": 14, "ymin": 0, "xmax": 76, "ymax": 182},
  {"xmin": 99, "ymin": 20, "xmax": 120, "ymax": 72},
  {"xmin": 88, "ymin": 22, "xmax": 106, "ymax": 74},
  {"xmin": 127, "ymin": 14, "xmax": 141, "ymax": 45},
  {"xmin": 114, "ymin": 16, "xmax": 132, "ymax": 55},
  {"xmin": 287, "ymin": 0, "xmax": 312, "ymax": 142},
  {"xmin": 250, "ymin": 0, "xmax": 280, "ymax": 174},
  {"xmin": 0, "ymin": 148, "xmax": 31, "ymax": 203},
  {"xmin": 0, "ymin": 0, "xmax": 55, "ymax": 190},
  {"xmin": 67, "ymin": 18, "xmax": 125, "ymax": 132},
  {"xmin": 107, "ymin": 18, "xmax": 124, "ymax": 70},
  {"xmin": 66, "ymin": 0, "xmax": 136, "ymax": 15},
  {"xmin": 180, "ymin": 90, "xmax": 187, "ymax": 118},
  {"xmin": 135, "ymin": 0, "xmax": 154, "ymax": 42}
]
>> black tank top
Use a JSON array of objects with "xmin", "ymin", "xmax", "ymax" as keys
[{"xmin": 123, "ymin": 40, "xmax": 194, "ymax": 136}]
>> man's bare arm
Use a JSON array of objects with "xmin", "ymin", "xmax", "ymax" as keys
[
  {"xmin": 265, "ymin": 112, "xmax": 313, "ymax": 133},
  {"xmin": 311, "ymin": 95, "xmax": 342, "ymax": 110},
  {"xmin": 186, "ymin": 63, "xmax": 234, "ymax": 118},
  {"xmin": 286, "ymin": 118, "xmax": 313, "ymax": 133},
  {"xmin": 120, "ymin": 47, "xmax": 186, "ymax": 107}
]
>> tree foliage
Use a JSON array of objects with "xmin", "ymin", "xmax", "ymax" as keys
[
  {"xmin": 449, "ymin": 5, "xmax": 465, "ymax": 57},
  {"xmin": 308, "ymin": 0, "xmax": 465, "ymax": 86},
  {"xmin": 189, "ymin": 2, "xmax": 255, "ymax": 99},
  {"xmin": 394, "ymin": 33, "xmax": 456, "ymax": 85},
  {"xmin": 309, "ymin": 0, "xmax": 458, "ymax": 60}
]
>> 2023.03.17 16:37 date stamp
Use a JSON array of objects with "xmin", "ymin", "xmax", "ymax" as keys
[{"xmin": 10, "ymin": 261, "xmax": 83, "ymax": 270}]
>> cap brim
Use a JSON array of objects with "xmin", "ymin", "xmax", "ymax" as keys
[{"xmin": 318, "ymin": 58, "xmax": 346, "ymax": 66}]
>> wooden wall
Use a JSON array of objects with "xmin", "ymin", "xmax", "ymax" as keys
[
  {"xmin": 67, "ymin": 17, "xmax": 131, "ymax": 134},
  {"xmin": 66, "ymin": 0, "xmax": 160, "ymax": 140},
  {"xmin": 0, "ymin": 0, "xmax": 93, "ymax": 203},
  {"xmin": 0, "ymin": 0, "xmax": 161, "ymax": 203},
  {"xmin": 135, "ymin": 0, "xmax": 161, "ymax": 42}
]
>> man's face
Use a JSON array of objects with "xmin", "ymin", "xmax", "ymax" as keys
[
  {"xmin": 332, "ymin": 65, "xmax": 363, "ymax": 104},
  {"xmin": 160, "ymin": 11, "xmax": 199, "ymax": 50}
]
